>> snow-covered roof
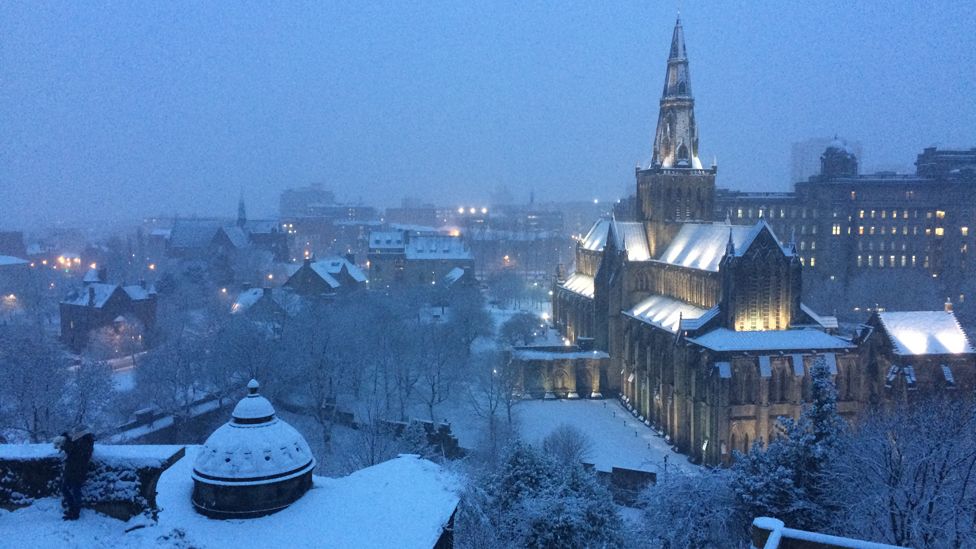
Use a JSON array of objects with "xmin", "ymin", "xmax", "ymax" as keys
[
  {"xmin": 312, "ymin": 257, "xmax": 367, "ymax": 283},
  {"xmin": 83, "ymin": 268, "xmax": 101, "ymax": 283},
  {"xmin": 513, "ymin": 349, "xmax": 610, "ymax": 360},
  {"xmin": 443, "ymin": 267, "xmax": 465, "ymax": 285},
  {"xmin": 62, "ymin": 283, "xmax": 119, "ymax": 308},
  {"xmin": 581, "ymin": 220, "xmax": 611, "ymax": 251},
  {"xmin": 0, "ymin": 450, "xmax": 461, "ymax": 548},
  {"xmin": 579, "ymin": 220, "xmax": 650, "ymax": 261},
  {"xmin": 123, "ymin": 285, "xmax": 152, "ymax": 301},
  {"xmin": 0, "ymin": 255, "xmax": 29, "ymax": 266},
  {"xmin": 169, "ymin": 219, "xmax": 223, "ymax": 249},
  {"xmin": 614, "ymin": 221, "xmax": 651, "ymax": 261},
  {"xmin": 876, "ymin": 311, "xmax": 974, "ymax": 356},
  {"xmin": 561, "ymin": 273, "xmax": 594, "ymax": 299},
  {"xmin": 231, "ymin": 288, "xmax": 302, "ymax": 316},
  {"xmin": 658, "ymin": 222, "xmax": 755, "ymax": 271},
  {"xmin": 219, "ymin": 226, "xmax": 250, "ymax": 249},
  {"xmin": 800, "ymin": 303, "xmax": 838, "ymax": 329},
  {"xmin": 405, "ymin": 235, "xmax": 472, "ymax": 260},
  {"xmin": 624, "ymin": 294, "xmax": 707, "ymax": 334},
  {"xmin": 194, "ymin": 380, "xmax": 315, "ymax": 484},
  {"xmin": 369, "ymin": 231, "xmax": 406, "ymax": 250},
  {"xmin": 688, "ymin": 328, "xmax": 852, "ymax": 352}
]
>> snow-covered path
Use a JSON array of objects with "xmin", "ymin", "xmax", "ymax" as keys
[{"xmin": 515, "ymin": 398, "xmax": 700, "ymax": 475}]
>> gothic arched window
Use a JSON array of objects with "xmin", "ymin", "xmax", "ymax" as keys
[
  {"xmin": 677, "ymin": 81, "xmax": 687, "ymax": 94},
  {"xmin": 677, "ymin": 144, "xmax": 689, "ymax": 160}
]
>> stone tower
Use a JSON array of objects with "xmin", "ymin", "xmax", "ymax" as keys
[{"xmin": 637, "ymin": 17, "xmax": 717, "ymax": 257}]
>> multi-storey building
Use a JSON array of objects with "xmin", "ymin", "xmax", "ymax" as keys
[{"xmin": 717, "ymin": 145, "xmax": 976, "ymax": 318}]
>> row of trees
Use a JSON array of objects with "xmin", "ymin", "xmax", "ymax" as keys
[{"xmin": 640, "ymin": 360, "xmax": 976, "ymax": 547}]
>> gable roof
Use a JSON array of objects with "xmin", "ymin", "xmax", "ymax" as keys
[
  {"xmin": 658, "ymin": 220, "xmax": 791, "ymax": 272},
  {"xmin": 876, "ymin": 311, "xmax": 974, "ymax": 356},
  {"xmin": 561, "ymin": 273, "xmax": 594, "ymax": 299},
  {"xmin": 63, "ymin": 283, "xmax": 122, "ymax": 308},
  {"xmin": 311, "ymin": 257, "xmax": 367, "ymax": 283}
]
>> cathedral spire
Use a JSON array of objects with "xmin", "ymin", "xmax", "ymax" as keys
[
  {"xmin": 651, "ymin": 16, "xmax": 701, "ymax": 170},
  {"xmin": 237, "ymin": 188, "xmax": 247, "ymax": 228}
]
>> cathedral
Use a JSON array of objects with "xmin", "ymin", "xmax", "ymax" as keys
[{"xmin": 551, "ymin": 18, "xmax": 974, "ymax": 466}]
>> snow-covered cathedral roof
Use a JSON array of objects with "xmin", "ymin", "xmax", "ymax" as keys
[{"xmin": 580, "ymin": 219, "xmax": 650, "ymax": 261}]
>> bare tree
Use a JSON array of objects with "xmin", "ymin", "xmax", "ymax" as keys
[{"xmin": 542, "ymin": 423, "xmax": 594, "ymax": 467}]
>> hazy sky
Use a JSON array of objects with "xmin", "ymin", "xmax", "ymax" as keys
[{"xmin": 2, "ymin": 1, "xmax": 974, "ymax": 229}]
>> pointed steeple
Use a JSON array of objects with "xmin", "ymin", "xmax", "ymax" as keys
[
  {"xmin": 651, "ymin": 16, "xmax": 700, "ymax": 169},
  {"xmin": 237, "ymin": 188, "xmax": 247, "ymax": 228}
]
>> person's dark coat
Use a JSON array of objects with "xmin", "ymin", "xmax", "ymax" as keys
[{"xmin": 63, "ymin": 433, "xmax": 94, "ymax": 484}]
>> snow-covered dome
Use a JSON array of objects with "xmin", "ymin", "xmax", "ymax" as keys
[
  {"xmin": 193, "ymin": 380, "xmax": 314, "ymax": 484},
  {"xmin": 191, "ymin": 380, "xmax": 316, "ymax": 519}
]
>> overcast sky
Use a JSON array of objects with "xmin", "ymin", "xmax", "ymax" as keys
[{"xmin": 2, "ymin": 1, "xmax": 974, "ymax": 229}]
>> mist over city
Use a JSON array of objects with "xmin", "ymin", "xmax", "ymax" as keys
[{"xmin": 1, "ymin": 4, "xmax": 975, "ymax": 549}]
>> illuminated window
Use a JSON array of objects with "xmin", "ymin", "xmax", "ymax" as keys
[
  {"xmin": 902, "ymin": 226, "xmax": 908, "ymax": 235},
  {"xmin": 858, "ymin": 210, "xmax": 865, "ymax": 219},
  {"xmin": 832, "ymin": 224, "xmax": 841, "ymax": 235},
  {"xmin": 962, "ymin": 227, "xmax": 969, "ymax": 236},
  {"xmin": 870, "ymin": 210, "xmax": 876, "ymax": 218},
  {"xmin": 800, "ymin": 241, "xmax": 806, "ymax": 251},
  {"xmin": 737, "ymin": 208, "xmax": 743, "ymax": 218},
  {"xmin": 925, "ymin": 228, "xmax": 932, "ymax": 236},
  {"xmin": 935, "ymin": 227, "xmax": 944, "ymax": 237},
  {"xmin": 963, "ymin": 244, "xmax": 969, "ymax": 254},
  {"xmin": 758, "ymin": 208, "xmax": 764, "ymax": 218},
  {"xmin": 858, "ymin": 226, "xmax": 865, "ymax": 235},
  {"xmin": 868, "ymin": 255, "xmax": 874, "ymax": 267},
  {"xmin": 881, "ymin": 210, "xmax": 887, "ymax": 219},
  {"xmin": 809, "ymin": 257, "xmax": 816, "ymax": 267},
  {"xmin": 879, "ymin": 255, "xmax": 885, "ymax": 267},
  {"xmin": 811, "ymin": 241, "xmax": 816, "ymax": 250},
  {"xmin": 890, "ymin": 255, "xmax": 895, "ymax": 266},
  {"xmin": 936, "ymin": 210, "xmax": 946, "ymax": 219},
  {"xmin": 912, "ymin": 255, "xmax": 917, "ymax": 267},
  {"xmin": 927, "ymin": 212, "xmax": 933, "ymax": 219},
  {"xmin": 857, "ymin": 255, "xmax": 863, "ymax": 267},
  {"xmin": 869, "ymin": 226, "xmax": 876, "ymax": 235},
  {"xmin": 812, "ymin": 225, "xmax": 818, "ymax": 234},
  {"xmin": 902, "ymin": 210, "xmax": 908, "ymax": 219},
  {"xmin": 850, "ymin": 191, "xmax": 857, "ymax": 200},
  {"xmin": 901, "ymin": 255, "xmax": 907, "ymax": 267},
  {"xmin": 890, "ymin": 226, "xmax": 897, "ymax": 235}
]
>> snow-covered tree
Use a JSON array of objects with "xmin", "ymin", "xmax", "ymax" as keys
[
  {"xmin": 639, "ymin": 470, "xmax": 747, "ymax": 547},
  {"xmin": 499, "ymin": 312, "xmax": 543, "ymax": 347},
  {"xmin": 0, "ymin": 324, "xmax": 70, "ymax": 442},
  {"xmin": 828, "ymin": 399, "xmax": 976, "ymax": 547},
  {"xmin": 542, "ymin": 424, "xmax": 593, "ymax": 467},
  {"xmin": 731, "ymin": 356, "xmax": 844, "ymax": 530},
  {"xmin": 460, "ymin": 441, "xmax": 623, "ymax": 549}
]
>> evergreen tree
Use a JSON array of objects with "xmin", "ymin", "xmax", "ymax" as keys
[{"xmin": 732, "ymin": 356, "xmax": 844, "ymax": 530}]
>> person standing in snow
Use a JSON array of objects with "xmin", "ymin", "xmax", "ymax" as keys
[{"xmin": 54, "ymin": 427, "xmax": 94, "ymax": 520}]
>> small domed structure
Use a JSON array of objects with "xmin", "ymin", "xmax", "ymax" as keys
[{"xmin": 191, "ymin": 379, "xmax": 316, "ymax": 519}]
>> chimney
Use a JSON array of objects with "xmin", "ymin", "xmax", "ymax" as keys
[
  {"xmin": 345, "ymin": 252, "xmax": 355, "ymax": 265},
  {"xmin": 88, "ymin": 286, "xmax": 96, "ymax": 306},
  {"xmin": 303, "ymin": 257, "xmax": 312, "ymax": 267},
  {"xmin": 98, "ymin": 267, "xmax": 107, "ymax": 283},
  {"xmin": 945, "ymin": 297, "xmax": 953, "ymax": 313}
]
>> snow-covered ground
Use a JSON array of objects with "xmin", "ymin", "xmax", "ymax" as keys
[
  {"xmin": 514, "ymin": 399, "xmax": 700, "ymax": 475},
  {"xmin": 0, "ymin": 448, "xmax": 459, "ymax": 549}
]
